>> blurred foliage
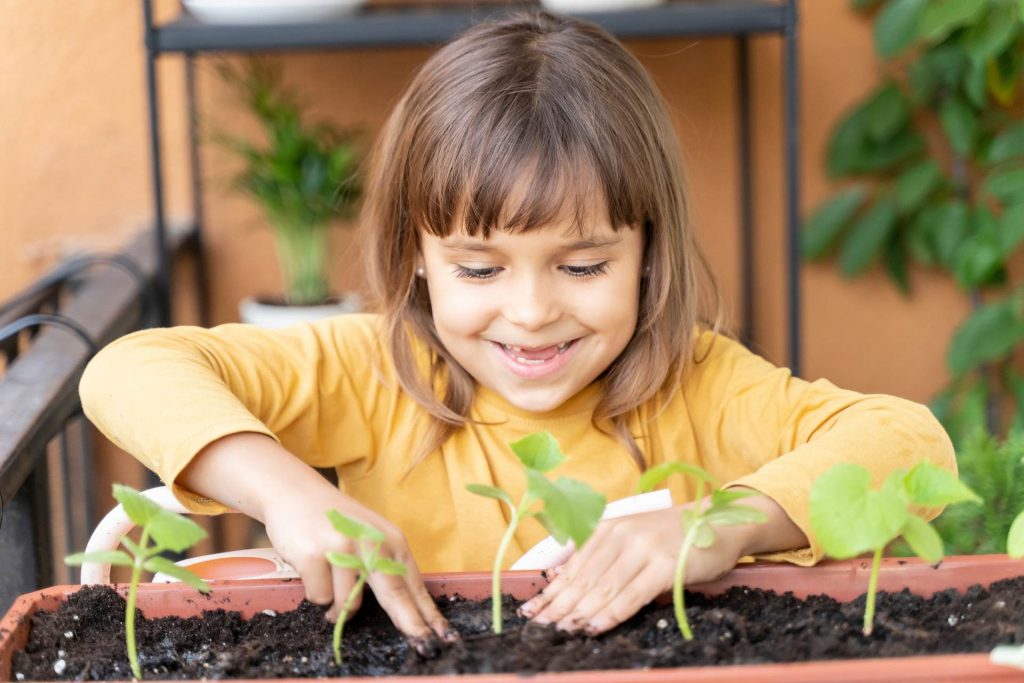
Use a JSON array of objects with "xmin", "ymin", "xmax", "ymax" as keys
[
  {"xmin": 933, "ymin": 429, "xmax": 1024, "ymax": 554},
  {"xmin": 212, "ymin": 59, "xmax": 362, "ymax": 306},
  {"xmin": 804, "ymin": 0, "xmax": 1024, "ymax": 552}
]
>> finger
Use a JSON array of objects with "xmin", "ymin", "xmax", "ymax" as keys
[
  {"xmin": 582, "ymin": 563, "xmax": 668, "ymax": 635},
  {"xmin": 369, "ymin": 572, "xmax": 439, "ymax": 653},
  {"xmin": 325, "ymin": 564, "xmax": 361, "ymax": 621},
  {"xmin": 296, "ymin": 554, "xmax": 335, "ymax": 607},
  {"xmin": 402, "ymin": 559, "xmax": 458, "ymax": 641},
  {"xmin": 554, "ymin": 550, "xmax": 648, "ymax": 631},
  {"xmin": 520, "ymin": 525, "xmax": 613, "ymax": 617},
  {"xmin": 526, "ymin": 531, "xmax": 623, "ymax": 627}
]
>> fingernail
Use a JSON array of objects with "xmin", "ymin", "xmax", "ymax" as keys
[
  {"xmin": 532, "ymin": 614, "xmax": 550, "ymax": 625},
  {"xmin": 411, "ymin": 635, "xmax": 442, "ymax": 659},
  {"xmin": 443, "ymin": 627, "xmax": 461, "ymax": 643},
  {"xmin": 518, "ymin": 603, "xmax": 534, "ymax": 617}
]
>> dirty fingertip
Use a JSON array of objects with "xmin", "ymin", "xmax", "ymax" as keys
[{"xmin": 410, "ymin": 633, "xmax": 443, "ymax": 659}]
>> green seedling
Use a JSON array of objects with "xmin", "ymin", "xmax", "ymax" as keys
[
  {"xmin": 65, "ymin": 484, "xmax": 209, "ymax": 680},
  {"xmin": 810, "ymin": 462, "xmax": 980, "ymax": 636},
  {"xmin": 466, "ymin": 431, "xmax": 606, "ymax": 634},
  {"xmin": 636, "ymin": 462, "xmax": 767, "ymax": 641},
  {"xmin": 325, "ymin": 510, "xmax": 407, "ymax": 665}
]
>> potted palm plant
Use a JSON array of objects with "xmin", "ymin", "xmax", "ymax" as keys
[{"xmin": 214, "ymin": 59, "xmax": 362, "ymax": 328}]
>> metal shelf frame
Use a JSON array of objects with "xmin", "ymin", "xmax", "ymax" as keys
[{"xmin": 141, "ymin": 0, "xmax": 801, "ymax": 373}]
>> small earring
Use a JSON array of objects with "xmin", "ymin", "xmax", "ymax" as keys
[
  {"xmin": 643, "ymin": 264, "xmax": 652, "ymax": 275},
  {"xmin": 416, "ymin": 267, "xmax": 426, "ymax": 277}
]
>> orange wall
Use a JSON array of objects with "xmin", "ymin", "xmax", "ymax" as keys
[{"xmin": 3, "ymin": 0, "xmax": 968, "ymax": 406}]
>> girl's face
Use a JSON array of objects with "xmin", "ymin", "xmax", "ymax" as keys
[{"xmin": 419, "ymin": 213, "xmax": 644, "ymax": 413}]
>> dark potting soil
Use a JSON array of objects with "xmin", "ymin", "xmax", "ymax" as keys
[{"xmin": 12, "ymin": 577, "xmax": 1024, "ymax": 680}]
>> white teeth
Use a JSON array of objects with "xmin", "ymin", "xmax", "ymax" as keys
[{"xmin": 498, "ymin": 340, "xmax": 574, "ymax": 365}]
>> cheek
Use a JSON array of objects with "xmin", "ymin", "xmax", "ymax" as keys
[{"xmin": 427, "ymin": 281, "xmax": 494, "ymax": 336}]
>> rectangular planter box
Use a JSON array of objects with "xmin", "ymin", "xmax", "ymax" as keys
[{"xmin": 2, "ymin": 555, "xmax": 1023, "ymax": 682}]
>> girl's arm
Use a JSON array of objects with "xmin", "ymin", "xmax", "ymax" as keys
[
  {"xmin": 517, "ymin": 488, "xmax": 806, "ymax": 634},
  {"xmin": 180, "ymin": 432, "xmax": 452, "ymax": 647}
]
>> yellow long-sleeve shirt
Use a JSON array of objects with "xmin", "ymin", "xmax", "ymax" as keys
[{"xmin": 79, "ymin": 313, "xmax": 955, "ymax": 572}]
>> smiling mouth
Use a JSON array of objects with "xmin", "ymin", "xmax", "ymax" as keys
[{"xmin": 493, "ymin": 339, "xmax": 578, "ymax": 365}]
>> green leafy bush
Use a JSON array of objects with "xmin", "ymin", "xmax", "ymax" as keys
[
  {"xmin": 213, "ymin": 59, "xmax": 362, "ymax": 306},
  {"xmin": 934, "ymin": 429, "xmax": 1024, "ymax": 554}
]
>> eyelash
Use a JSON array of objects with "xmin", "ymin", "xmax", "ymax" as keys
[{"xmin": 452, "ymin": 262, "xmax": 610, "ymax": 280}]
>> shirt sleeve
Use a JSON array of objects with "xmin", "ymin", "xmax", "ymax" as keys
[
  {"xmin": 683, "ymin": 331, "xmax": 957, "ymax": 566},
  {"xmin": 79, "ymin": 314, "xmax": 389, "ymax": 514}
]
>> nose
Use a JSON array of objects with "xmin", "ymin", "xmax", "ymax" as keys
[{"xmin": 501, "ymin": 273, "xmax": 562, "ymax": 331}]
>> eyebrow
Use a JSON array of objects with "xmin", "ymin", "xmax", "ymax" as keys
[{"xmin": 440, "ymin": 236, "xmax": 623, "ymax": 252}]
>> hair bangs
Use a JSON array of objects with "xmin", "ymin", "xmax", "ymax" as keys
[{"xmin": 410, "ymin": 83, "xmax": 646, "ymax": 241}]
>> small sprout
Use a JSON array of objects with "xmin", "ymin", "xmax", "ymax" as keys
[
  {"xmin": 65, "ymin": 484, "xmax": 209, "ymax": 680},
  {"xmin": 636, "ymin": 462, "xmax": 767, "ymax": 641},
  {"xmin": 810, "ymin": 462, "xmax": 979, "ymax": 636},
  {"xmin": 466, "ymin": 431, "xmax": 606, "ymax": 634},
  {"xmin": 325, "ymin": 510, "xmax": 406, "ymax": 665},
  {"xmin": 992, "ymin": 458, "xmax": 1024, "ymax": 667}
]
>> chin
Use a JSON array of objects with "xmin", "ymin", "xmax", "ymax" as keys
[{"xmin": 502, "ymin": 387, "xmax": 572, "ymax": 413}]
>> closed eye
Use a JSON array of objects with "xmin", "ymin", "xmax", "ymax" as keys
[
  {"xmin": 453, "ymin": 265, "xmax": 501, "ymax": 280},
  {"xmin": 562, "ymin": 262, "xmax": 609, "ymax": 278}
]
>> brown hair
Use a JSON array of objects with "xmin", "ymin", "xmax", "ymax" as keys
[{"xmin": 363, "ymin": 12, "xmax": 722, "ymax": 465}]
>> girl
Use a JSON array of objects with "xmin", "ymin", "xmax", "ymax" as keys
[{"xmin": 80, "ymin": 12, "xmax": 954, "ymax": 649}]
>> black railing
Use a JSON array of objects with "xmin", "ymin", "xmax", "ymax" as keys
[{"xmin": 0, "ymin": 226, "xmax": 196, "ymax": 614}]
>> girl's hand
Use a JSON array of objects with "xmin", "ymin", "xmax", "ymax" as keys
[
  {"xmin": 518, "ymin": 491, "xmax": 806, "ymax": 635},
  {"xmin": 261, "ymin": 487, "xmax": 455, "ymax": 652},
  {"xmin": 179, "ymin": 432, "xmax": 455, "ymax": 653}
]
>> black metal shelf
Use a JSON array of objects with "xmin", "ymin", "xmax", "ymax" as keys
[{"xmin": 152, "ymin": 1, "xmax": 788, "ymax": 53}]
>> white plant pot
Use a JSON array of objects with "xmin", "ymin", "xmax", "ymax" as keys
[{"xmin": 239, "ymin": 294, "xmax": 361, "ymax": 329}]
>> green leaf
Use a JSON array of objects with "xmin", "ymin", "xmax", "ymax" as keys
[
  {"xmin": 902, "ymin": 461, "xmax": 982, "ymax": 506},
  {"xmin": 709, "ymin": 489, "xmax": 758, "ymax": 509},
  {"xmin": 983, "ymin": 168, "xmax": 1024, "ymax": 204},
  {"xmin": 465, "ymin": 484, "xmax": 514, "ymax": 509},
  {"xmin": 326, "ymin": 552, "xmax": 366, "ymax": 570},
  {"xmin": 326, "ymin": 510, "xmax": 386, "ymax": 543},
  {"xmin": 884, "ymin": 231, "xmax": 911, "ymax": 294},
  {"xmin": 989, "ymin": 122, "xmax": 1024, "ymax": 163},
  {"xmin": 1000, "ymin": 203, "xmax": 1024, "ymax": 254},
  {"xmin": 895, "ymin": 160, "xmax": 943, "ymax": 215},
  {"xmin": 374, "ymin": 558, "xmax": 408, "ymax": 576},
  {"xmin": 861, "ymin": 129, "xmax": 927, "ymax": 173},
  {"xmin": 932, "ymin": 200, "xmax": 971, "ymax": 268},
  {"xmin": 120, "ymin": 536, "xmax": 144, "ymax": 558},
  {"xmin": 918, "ymin": 0, "xmax": 988, "ymax": 44},
  {"xmin": 987, "ymin": 51, "xmax": 1021, "ymax": 106},
  {"xmin": 900, "ymin": 514, "xmax": 944, "ymax": 563},
  {"xmin": 938, "ymin": 95, "xmax": 977, "ymax": 156},
  {"xmin": 827, "ymin": 105, "xmax": 870, "ymax": 178},
  {"xmin": 636, "ymin": 462, "xmax": 717, "ymax": 493},
  {"xmin": 143, "ymin": 557, "xmax": 211, "ymax": 593},
  {"xmin": 510, "ymin": 431, "xmax": 565, "ymax": 473},
  {"xmin": 864, "ymin": 84, "xmax": 910, "ymax": 142},
  {"xmin": 810, "ymin": 463, "xmax": 908, "ymax": 559},
  {"xmin": 802, "ymin": 186, "xmax": 868, "ymax": 259},
  {"xmin": 692, "ymin": 522, "xmax": 716, "ymax": 549},
  {"xmin": 839, "ymin": 196, "xmax": 899, "ymax": 276},
  {"xmin": 875, "ymin": 0, "xmax": 928, "ymax": 58},
  {"xmin": 953, "ymin": 233, "xmax": 1002, "ymax": 288},
  {"xmin": 1008, "ymin": 510, "xmax": 1024, "ymax": 558},
  {"xmin": 113, "ymin": 484, "xmax": 162, "ymax": 528},
  {"xmin": 948, "ymin": 294, "xmax": 1024, "ymax": 375},
  {"xmin": 965, "ymin": 59, "xmax": 988, "ymax": 109},
  {"xmin": 65, "ymin": 550, "xmax": 133, "ymax": 567},
  {"xmin": 530, "ymin": 472, "xmax": 606, "ymax": 547},
  {"xmin": 703, "ymin": 505, "xmax": 768, "ymax": 528},
  {"xmin": 148, "ymin": 510, "xmax": 208, "ymax": 553},
  {"xmin": 963, "ymin": 3, "xmax": 1018, "ymax": 64}
]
